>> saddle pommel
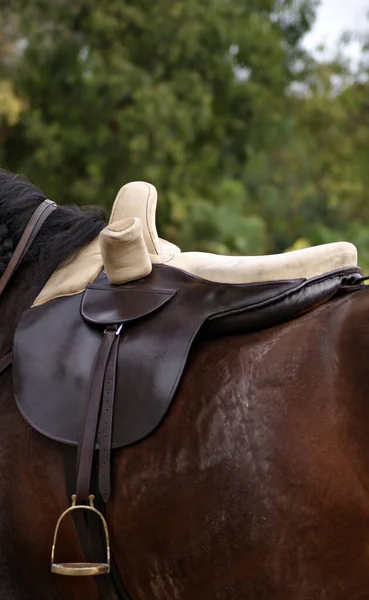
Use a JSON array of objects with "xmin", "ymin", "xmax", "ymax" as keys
[{"xmin": 100, "ymin": 217, "xmax": 152, "ymax": 285}]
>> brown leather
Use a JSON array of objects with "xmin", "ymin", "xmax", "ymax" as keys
[
  {"xmin": 74, "ymin": 284, "xmax": 179, "ymax": 503},
  {"xmin": 0, "ymin": 351, "xmax": 12, "ymax": 374},
  {"xmin": 82, "ymin": 286, "xmax": 176, "ymax": 324},
  {"xmin": 76, "ymin": 325, "xmax": 121, "ymax": 503},
  {"xmin": 0, "ymin": 199, "xmax": 56, "ymax": 300},
  {"xmin": 98, "ymin": 331, "xmax": 121, "ymax": 502},
  {"xmin": 13, "ymin": 264, "xmax": 362, "ymax": 454}
]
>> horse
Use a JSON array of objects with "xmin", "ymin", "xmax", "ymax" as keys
[{"xmin": 1, "ymin": 168, "xmax": 369, "ymax": 600}]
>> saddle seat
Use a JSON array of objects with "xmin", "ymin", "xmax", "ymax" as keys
[{"xmin": 33, "ymin": 181, "xmax": 358, "ymax": 307}]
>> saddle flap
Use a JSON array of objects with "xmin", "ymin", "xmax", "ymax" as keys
[
  {"xmin": 13, "ymin": 265, "xmax": 362, "ymax": 452},
  {"xmin": 81, "ymin": 284, "xmax": 176, "ymax": 325}
]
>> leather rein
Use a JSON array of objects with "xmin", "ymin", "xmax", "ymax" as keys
[{"xmin": 0, "ymin": 199, "xmax": 56, "ymax": 375}]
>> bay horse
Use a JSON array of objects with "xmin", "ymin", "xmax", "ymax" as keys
[{"xmin": 1, "ymin": 168, "xmax": 369, "ymax": 600}]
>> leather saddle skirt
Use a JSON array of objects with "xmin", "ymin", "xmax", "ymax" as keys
[{"xmin": 13, "ymin": 264, "xmax": 362, "ymax": 449}]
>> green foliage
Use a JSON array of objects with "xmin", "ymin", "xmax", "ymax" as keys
[{"xmin": 0, "ymin": 0, "xmax": 369, "ymax": 271}]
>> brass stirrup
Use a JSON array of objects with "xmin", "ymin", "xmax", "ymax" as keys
[{"xmin": 51, "ymin": 494, "xmax": 110, "ymax": 576}]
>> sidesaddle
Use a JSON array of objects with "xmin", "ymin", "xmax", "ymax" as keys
[{"xmin": 1, "ymin": 182, "xmax": 363, "ymax": 587}]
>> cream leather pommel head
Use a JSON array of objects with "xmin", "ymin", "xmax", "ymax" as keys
[{"xmin": 100, "ymin": 218, "xmax": 152, "ymax": 284}]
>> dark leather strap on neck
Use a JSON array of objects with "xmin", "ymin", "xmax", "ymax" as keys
[
  {"xmin": 0, "ymin": 200, "xmax": 56, "ymax": 380},
  {"xmin": 0, "ymin": 199, "xmax": 56, "ymax": 300}
]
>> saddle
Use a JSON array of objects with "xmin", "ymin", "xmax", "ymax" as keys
[
  {"xmin": 13, "ymin": 182, "xmax": 362, "ymax": 499},
  {"xmin": 5, "ymin": 182, "xmax": 364, "ymax": 585}
]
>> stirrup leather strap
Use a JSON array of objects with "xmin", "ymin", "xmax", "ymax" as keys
[{"xmin": 76, "ymin": 324, "xmax": 122, "ymax": 503}]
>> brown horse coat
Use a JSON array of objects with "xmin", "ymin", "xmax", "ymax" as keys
[{"xmin": 2, "ymin": 250, "xmax": 369, "ymax": 599}]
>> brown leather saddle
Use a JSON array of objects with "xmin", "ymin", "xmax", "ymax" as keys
[{"xmin": 13, "ymin": 264, "xmax": 362, "ymax": 503}]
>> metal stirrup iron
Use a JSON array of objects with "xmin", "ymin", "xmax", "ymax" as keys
[{"xmin": 51, "ymin": 494, "xmax": 110, "ymax": 576}]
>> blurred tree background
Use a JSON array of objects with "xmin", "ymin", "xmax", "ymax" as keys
[{"xmin": 1, "ymin": 0, "xmax": 369, "ymax": 268}]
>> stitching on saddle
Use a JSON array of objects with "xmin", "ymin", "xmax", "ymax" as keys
[
  {"xmin": 145, "ymin": 183, "xmax": 158, "ymax": 255},
  {"xmin": 153, "ymin": 253, "xmax": 175, "ymax": 264},
  {"xmin": 32, "ymin": 263, "xmax": 104, "ymax": 307},
  {"xmin": 86, "ymin": 284, "xmax": 177, "ymax": 295},
  {"xmin": 158, "ymin": 265, "xmax": 360, "ymax": 290},
  {"xmin": 153, "ymin": 264, "xmax": 301, "ymax": 289}
]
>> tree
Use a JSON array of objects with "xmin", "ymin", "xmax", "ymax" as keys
[
  {"xmin": 0, "ymin": 10, "xmax": 23, "ymax": 129},
  {"xmin": 1, "ymin": 0, "xmax": 316, "ymax": 256},
  {"xmin": 242, "ymin": 45, "xmax": 369, "ymax": 270}
]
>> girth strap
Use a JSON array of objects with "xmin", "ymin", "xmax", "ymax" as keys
[
  {"xmin": 0, "ymin": 199, "xmax": 56, "ymax": 300},
  {"xmin": 76, "ymin": 324, "xmax": 122, "ymax": 503}
]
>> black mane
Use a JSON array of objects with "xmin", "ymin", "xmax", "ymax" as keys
[
  {"xmin": 0, "ymin": 169, "xmax": 106, "ymax": 276},
  {"xmin": 0, "ymin": 169, "xmax": 107, "ymax": 355}
]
